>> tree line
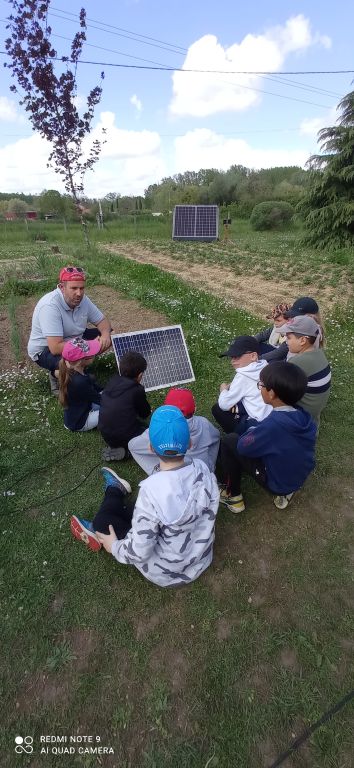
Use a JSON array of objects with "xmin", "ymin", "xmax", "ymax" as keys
[{"xmin": 0, "ymin": 164, "xmax": 308, "ymax": 221}]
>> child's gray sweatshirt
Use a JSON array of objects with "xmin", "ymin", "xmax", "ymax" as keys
[{"xmin": 111, "ymin": 459, "xmax": 220, "ymax": 587}]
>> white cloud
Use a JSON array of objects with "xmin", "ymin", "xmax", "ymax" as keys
[
  {"xmin": 88, "ymin": 111, "xmax": 159, "ymax": 159},
  {"xmin": 170, "ymin": 15, "xmax": 331, "ymax": 117},
  {"xmin": 130, "ymin": 94, "xmax": 143, "ymax": 112},
  {"xmin": 299, "ymin": 107, "xmax": 337, "ymax": 137},
  {"xmin": 173, "ymin": 128, "xmax": 309, "ymax": 173},
  {"xmin": 0, "ymin": 112, "xmax": 165, "ymax": 196},
  {"xmin": 0, "ymin": 96, "xmax": 24, "ymax": 123}
]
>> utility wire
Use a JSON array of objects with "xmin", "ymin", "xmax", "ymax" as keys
[
  {"xmin": 268, "ymin": 688, "xmax": 354, "ymax": 767},
  {"xmin": 2, "ymin": 463, "xmax": 101, "ymax": 517},
  {"xmin": 50, "ymin": 5, "xmax": 188, "ymax": 53},
  {"xmin": 1, "ymin": 46, "xmax": 351, "ymax": 77}
]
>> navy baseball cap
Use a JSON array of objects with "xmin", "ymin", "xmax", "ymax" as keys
[
  {"xmin": 219, "ymin": 335, "xmax": 260, "ymax": 358},
  {"xmin": 283, "ymin": 297, "xmax": 319, "ymax": 318},
  {"xmin": 149, "ymin": 405, "xmax": 190, "ymax": 457}
]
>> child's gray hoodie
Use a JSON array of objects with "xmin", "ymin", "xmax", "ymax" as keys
[
  {"xmin": 128, "ymin": 415, "xmax": 220, "ymax": 475},
  {"xmin": 111, "ymin": 459, "xmax": 220, "ymax": 587}
]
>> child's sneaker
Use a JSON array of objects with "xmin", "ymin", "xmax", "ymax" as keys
[
  {"xmin": 273, "ymin": 493, "xmax": 295, "ymax": 510},
  {"xmin": 102, "ymin": 446, "xmax": 126, "ymax": 461},
  {"xmin": 70, "ymin": 516, "xmax": 102, "ymax": 551},
  {"xmin": 219, "ymin": 490, "xmax": 245, "ymax": 514},
  {"xmin": 101, "ymin": 467, "xmax": 132, "ymax": 495}
]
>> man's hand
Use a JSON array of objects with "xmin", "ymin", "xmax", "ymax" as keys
[
  {"xmin": 96, "ymin": 524, "xmax": 118, "ymax": 553},
  {"xmin": 99, "ymin": 333, "xmax": 112, "ymax": 353},
  {"xmin": 220, "ymin": 382, "xmax": 230, "ymax": 392}
]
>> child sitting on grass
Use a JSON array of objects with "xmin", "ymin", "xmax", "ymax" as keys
[
  {"xmin": 71, "ymin": 406, "xmax": 220, "ymax": 587},
  {"xmin": 98, "ymin": 351, "xmax": 151, "ymax": 461},
  {"xmin": 218, "ymin": 361, "xmax": 316, "ymax": 513},
  {"xmin": 254, "ymin": 302, "xmax": 290, "ymax": 355},
  {"xmin": 58, "ymin": 337, "xmax": 102, "ymax": 432},
  {"xmin": 285, "ymin": 316, "xmax": 331, "ymax": 427},
  {"xmin": 212, "ymin": 335, "xmax": 272, "ymax": 435},
  {"xmin": 261, "ymin": 296, "xmax": 324, "ymax": 362},
  {"xmin": 128, "ymin": 387, "xmax": 220, "ymax": 474}
]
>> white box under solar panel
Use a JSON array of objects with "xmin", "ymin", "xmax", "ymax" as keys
[
  {"xmin": 172, "ymin": 205, "xmax": 219, "ymax": 241},
  {"xmin": 111, "ymin": 325, "xmax": 195, "ymax": 392}
]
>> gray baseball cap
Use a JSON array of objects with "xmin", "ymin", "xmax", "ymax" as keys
[{"xmin": 285, "ymin": 316, "xmax": 320, "ymax": 337}]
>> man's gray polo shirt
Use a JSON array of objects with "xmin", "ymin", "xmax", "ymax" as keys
[{"xmin": 27, "ymin": 288, "xmax": 104, "ymax": 360}]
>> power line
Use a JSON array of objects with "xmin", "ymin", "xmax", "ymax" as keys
[
  {"xmin": 0, "ymin": 47, "xmax": 351, "ymax": 76},
  {"xmin": 48, "ymin": 29, "xmax": 344, "ymax": 101},
  {"xmin": 50, "ymin": 6, "xmax": 188, "ymax": 54}
]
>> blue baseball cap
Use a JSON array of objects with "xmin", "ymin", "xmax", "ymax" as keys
[{"xmin": 149, "ymin": 405, "xmax": 190, "ymax": 457}]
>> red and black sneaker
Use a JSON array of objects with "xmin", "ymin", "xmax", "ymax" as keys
[{"xmin": 70, "ymin": 516, "xmax": 102, "ymax": 552}]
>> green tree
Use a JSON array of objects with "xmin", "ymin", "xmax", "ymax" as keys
[
  {"xmin": 39, "ymin": 189, "xmax": 65, "ymax": 217},
  {"xmin": 299, "ymin": 89, "xmax": 354, "ymax": 249},
  {"xmin": 7, "ymin": 197, "xmax": 28, "ymax": 218}
]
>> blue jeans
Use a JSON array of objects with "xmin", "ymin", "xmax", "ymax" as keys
[{"xmin": 36, "ymin": 329, "xmax": 101, "ymax": 374}]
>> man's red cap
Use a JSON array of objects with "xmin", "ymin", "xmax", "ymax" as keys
[
  {"xmin": 164, "ymin": 388, "xmax": 196, "ymax": 418},
  {"xmin": 59, "ymin": 266, "xmax": 86, "ymax": 282}
]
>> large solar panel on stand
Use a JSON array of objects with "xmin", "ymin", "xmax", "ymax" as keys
[
  {"xmin": 172, "ymin": 205, "xmax": 219, "ymax": 241},
  {"xmin": 111, "ymin": 325, "xmax": 195, "ymax": 392}
]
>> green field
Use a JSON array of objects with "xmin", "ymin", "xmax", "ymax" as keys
[{"xmin": 1, "ymin": 228, "xmax": 354, "ymax": 768}]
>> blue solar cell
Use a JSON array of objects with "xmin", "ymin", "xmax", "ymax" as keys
[
  {"xmin": 111, "ymin": 325, "xmax": 195, "ymax": 391},
  {"xmin": 172, "ymin": 205, "xmax": 219, "ymax": 241}
]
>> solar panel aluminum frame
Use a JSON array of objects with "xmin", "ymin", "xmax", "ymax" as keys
[
  {"xmin": 111, "ymin": 324, "xmax": 195, "ymax": 392},
  {"xmin": 172, "ymin": 204, "xmax": 219, "ymax": 241}
]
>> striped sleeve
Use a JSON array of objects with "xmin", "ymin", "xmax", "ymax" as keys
[{"xmin": 306, "ymin": 364, "xmax": 331, "ymax": 394}]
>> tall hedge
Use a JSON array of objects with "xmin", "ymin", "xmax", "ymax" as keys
[{"xmin": 250, "ymin": 201, "xmax": 294, "ymax": 230}]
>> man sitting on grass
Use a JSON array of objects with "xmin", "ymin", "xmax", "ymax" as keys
[
  {"xmin": 218, "ymin": 362, "xmax": 317, "ymax": 512},
  {"xmin": 27, "ymin": 266, "xmax": 111, "ymax": 396},
  {"xmin": 71, "ymin": 405, "xmax": 220, "ymax": 588}
]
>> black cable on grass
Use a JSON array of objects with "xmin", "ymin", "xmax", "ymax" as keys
[
  {"xmin": 3, "ymin": 446, "xmax": 78, "ymax": 491},
  {"xmin": 268, "ymin": 688, "xmax": 354, "ymax": 767},
  {"xmin": 2, "ymin": 463, "xmax": 101, "ymax": 517}
]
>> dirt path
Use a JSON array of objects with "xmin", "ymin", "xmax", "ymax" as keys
[
  {"xmin": 1, "ymin": 285, "xmax": 169, "ymax": 372},
  {"xmin": 103, "ymin": 243, "xmax": 341, "ymax": 317}
]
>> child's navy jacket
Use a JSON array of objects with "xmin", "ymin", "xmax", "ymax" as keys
[
  {"xmin": 64, "ymin": 371, "xmax": 101, "ymax": 431},
  {"xmin": 237, "ymin": 407, "xmax": 317, "ymax": 494},
  {"xmin": 98, "ymin": 374, "xmax": 151, "ymax": 447}
]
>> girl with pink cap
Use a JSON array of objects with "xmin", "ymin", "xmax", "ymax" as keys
[{"xmin": 58, "ymin": 337, "xmax": 102, "ymax": 432}]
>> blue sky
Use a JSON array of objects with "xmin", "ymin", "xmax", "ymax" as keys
[{"xmin": 0, "ymin": 0, "xmax": 353, "ymax": 196}]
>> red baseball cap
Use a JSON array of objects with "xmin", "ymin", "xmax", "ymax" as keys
[
  {"xmin": 164, "ymin": 388, "xmax": 196, "ymax": 418},
  {"xmin": 59, "ymin": 266, "xmax": 86, "ymax": 282}
]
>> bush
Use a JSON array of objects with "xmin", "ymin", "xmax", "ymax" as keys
[{"xmin": 250, "ymin": 201, "xmax": 294, "ymax": 230}]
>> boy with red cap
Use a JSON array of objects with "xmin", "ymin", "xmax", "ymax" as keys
[
  {"xmin": 128, "ymin": 387, "xmax": 220, "ymax": 475},
  {"xmin": 27, "ymin": 265, "xmax": 111, "ymax": 395}
]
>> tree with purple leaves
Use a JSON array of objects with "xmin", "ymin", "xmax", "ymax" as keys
[{"xmin": 4, "ymin": 0, "xmax": 105, "ymax": 243}]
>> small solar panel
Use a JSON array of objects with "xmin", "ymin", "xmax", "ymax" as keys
[
  {"xmin": 111, "ymin": 325, "xmax": 195, "ymax": 392},
  {"xmin": 172, "ymin": 205, "xmax": 219, "ymax": 241}
]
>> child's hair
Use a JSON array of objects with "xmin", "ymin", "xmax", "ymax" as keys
[
  {"xmin": 261, "ymin": 362, "xmax": 307, "ymax": 405},
  {"xmin": 58, "ymin": 358, "xmax": 75, "ymax": 407},
  {"xmin": 119, "ymin": 351, "xmax": 147, "ymax": 379}
]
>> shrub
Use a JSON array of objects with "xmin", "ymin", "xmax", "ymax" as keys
[{"xmin": 250, "ymin": 201, "xmax": 294, "ymax": 230}]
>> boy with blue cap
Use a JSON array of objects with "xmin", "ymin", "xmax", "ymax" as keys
[{"xmin": 70, "ymin": 405, "xmax": 220, "ymax": 587}]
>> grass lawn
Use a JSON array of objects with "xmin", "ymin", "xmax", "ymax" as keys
[{"xmin": 1, "ymin": 231, "xmax": 354, "ymax": 768}]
